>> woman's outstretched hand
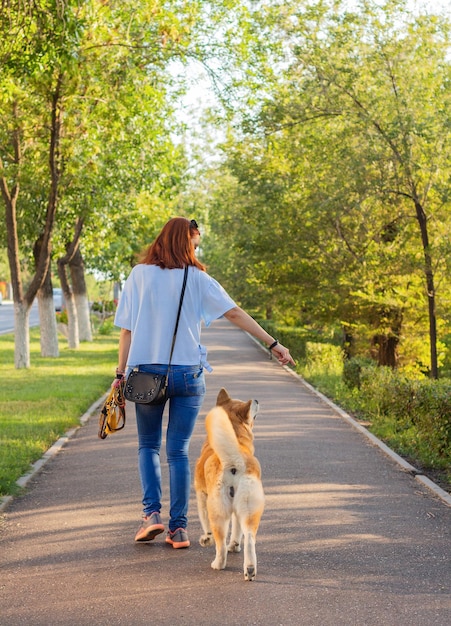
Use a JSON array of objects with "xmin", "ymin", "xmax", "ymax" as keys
[{"xmin": 271, "ymin": 343, "xmax": 296, "ymax": 366}]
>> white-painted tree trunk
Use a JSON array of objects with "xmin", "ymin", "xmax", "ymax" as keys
[
  {"xmin": 75, "ymin": 293, "xmax": 92, "ymax": 342},
  {"xmin": 14, "ymin": 301, "xmax": 30, "ymax": 368},
  {"xmin": 65, "ymin": 295, "xmax": 79, "ymax": 349},
  {"xmin": 37, "ymin": 294, "xmax": 59, "ymax": 357},
  {"xmin": 69, "ymin": 247, "xmax": 92, "ymax": 342}
]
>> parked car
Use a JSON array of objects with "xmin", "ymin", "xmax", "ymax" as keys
[
  {"xmin": 0, "ymin": 291, "xmax": 3, "ymax": 305},
  {"xmin": 53, "ymin": 288, "xmax": 63, "ymax": 311}
]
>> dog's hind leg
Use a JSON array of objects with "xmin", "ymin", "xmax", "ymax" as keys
[
  {"xmin": 210, "ymin": 519, "xmax": 229, "ymax": 571},
  {"xmin": 208, "ymin": 504, "xmax": 230, "ymax": 571},
  {"xmin": 227, "ymin": 513, "xmax": 242, "ymax": 553},
  {"xmin": 243, "ymin": 530, "xmax": 257, "ymax": 581},
  {"xmin": 242, "ymin": 519, "xmax": 259, "ymax": 581},
  {"xmin": 235, "ymin": 477, "xmax": 264, "ymax": 580},
  {"xmin": 196, "ymin": 491, "xmax": 214, "ymax": 547}
]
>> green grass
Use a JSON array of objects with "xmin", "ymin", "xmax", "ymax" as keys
[{"xmin": 0, "ymin": 328, "xmax": 119, "ymax": 497}]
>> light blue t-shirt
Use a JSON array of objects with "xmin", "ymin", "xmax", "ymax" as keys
[{"xmin": 114, "ymin": 264, "xmax": 236, "ymax": 368}]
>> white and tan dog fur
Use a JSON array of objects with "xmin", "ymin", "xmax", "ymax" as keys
[{"xmin": 194, "ymin": 388, "xmax": 265, "ymax": 581}]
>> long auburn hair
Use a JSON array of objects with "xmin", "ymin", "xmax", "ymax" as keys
[{"xmin": 140, "ymin": 217, "xmax": 206, "ymax": 271}]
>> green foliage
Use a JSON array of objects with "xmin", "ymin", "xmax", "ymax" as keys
[
  {"xmin": 413, "ymin": 381, "xmax": 451, "ymax": 458},
  {"xmin": 2, "ymin": 0, "xmax": 451, "ymax": 378},
  {"xmin": 198, "ymin": 0, "xmax": 451, "ymax": 376},
  {"xmin": 0, "ymin": 0, "xmax": 221, "ymax": 285},
  {"xmin": 97, "ymin": 319, "xmax": 115, "ymax": 336},
  {"xmin": 348, "ymin": 362, "xmax": 451, "ymax": 465},
  {"xmin": 56, "ymin": 310, "xmax": 68, "ymax": 325},
  {"xmin": 0, "ymin": 248, "xmax": 9, "ymax": 282},
  {"xmin": 343, "ymin": 357, "xmax": 375, "ymax": 390},
  {"xmin": 302, "ymin": 342, "xmax": 344, "ymax": 380},
  {"xmin": 359, "ymin": 366, "xmax": 416, "ymax": 423},
  {"xmin": 439, "ymin": 333, "xmax": 451, "ymax": 378},
  {"xmin": 0, "ymin": 0, "xmax": 86, "ymax": 76},
  {"xmin": 91, "ymin": 300, "xmax": 116, "ymax": 313}
]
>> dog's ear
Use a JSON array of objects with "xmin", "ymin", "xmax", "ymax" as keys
[
  {"xmin": 216, "ymin": 388, "xmax": 230, "ymax": 406},
  {"xmin": 250, "ymin": 399, "xmax": 259, "ymax": 420},
  {"xmin": 239, "ymin": 399, "xmax": 259, "ymax": 422}
]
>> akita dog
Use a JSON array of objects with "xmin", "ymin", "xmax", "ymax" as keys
[{"xmin": 194, "ymin": 388, "xmax": 265, "ymax": 581}]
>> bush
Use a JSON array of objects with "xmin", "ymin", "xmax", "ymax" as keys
[
  {"xmin": 304, "ymin": 341, "xmax": 343, "ymax": 375},
  {"xmin": 359, "ymin": 365, "xmax": 398, "ymax": 417},
  {"xmin": 360, "ymin": 367, "xmax": 416, "ymax": 424},
  {"xmin": 357, "ymin": 364, "xmax": 451, "ymax": 462},
  {"xmin": 55, "ymin": 310, "xmax": 68, "ymax": 325},
  {"xmin": 98, "ymin": 319, "xmax": 115, "ymax": 335},
  {"xmin": 91, "ymin": 300, "xmax": 116, "ymax": 313},
  {"xmin": 412, "ymin": 381, "xmax": 451, "ymax": 458},
  {"xmin": 343, "ymin": 357, "xmax": 375, "ymax": 390}
]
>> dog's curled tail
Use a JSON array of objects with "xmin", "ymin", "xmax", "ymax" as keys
[{"xmin": 205, "ymin": 406, "xmax": 245, "ymax": 472}]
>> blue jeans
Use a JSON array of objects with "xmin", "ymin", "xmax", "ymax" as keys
[{"xmin": 134, "ymin": 364, "xmax": 206, "ymax": 531}]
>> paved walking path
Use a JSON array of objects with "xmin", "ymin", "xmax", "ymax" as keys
[{"xmin": 1, "ymin": 320, "xmax": 450, "ymax": 626}]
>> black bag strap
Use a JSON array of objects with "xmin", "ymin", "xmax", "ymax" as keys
[{"xmin": 167, "ymin": 265, "xmax": 189, "ymax": 369}]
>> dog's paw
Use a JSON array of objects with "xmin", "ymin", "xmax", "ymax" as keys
[
  {"xmin": 199, "ymin": 533, "xmax": 214, "ymax": 547},
  {"xmin": 227, "ymin": 541, "xmax": 241, "ymax": 553},
  {"xmin": 211, "ymin": 557, "xmax": 226, "ymax": 570},
  {"xmin": 244, "ymin": 565, "xmax": 256, "ymax": 581}
]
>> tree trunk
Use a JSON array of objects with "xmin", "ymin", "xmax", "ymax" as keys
[
  {"xmin": 69, "ymin": 247, "xmax": 92, "ymax": 342},
  {"xmin": 3, "ymin": 187, "xmax": 32, "ymax": 369},
  {"xmin": 371, "ymin": 334, "xmax": 399, "ymax": 368},
  {"xmin": 414, "ymin": 199, "xmax": 438, "ymax": 378},
  {"xmin": 34, "ymin": 236, "xmax": 59, "ymax": 357},
  {"xmin": 37, "ymin": 284, "xmax": 60, "ymax": 357},
  {"xmin": 57, "ymin": 218, "xmax": 85, "ymax": 349},
  {"xmin": 65, "ymin": 294, "xmax": 80, "ymax": 349},
  {"xmin": 370, "ymin": 307, "xmax": 402, "ymax": 368},
  {"xmin": 58, "ymin": 258, "xmax": 79, "ymax": 349},
  {"xmin": 14, "ymin": 301, "xmax": 31, "ymax": 369},
  {"xmin": 342, "ymin": 326, "xmax": 355, "ymax": 360}
]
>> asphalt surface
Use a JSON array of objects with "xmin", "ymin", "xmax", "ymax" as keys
[{"xmin": 1, "ymin": 319, "xmax": 450, "ymax": 626}]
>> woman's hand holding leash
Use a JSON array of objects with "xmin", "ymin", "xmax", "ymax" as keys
[{"xmin": 112, "ymin": 368, "xmax": 125, "ymax": 389}]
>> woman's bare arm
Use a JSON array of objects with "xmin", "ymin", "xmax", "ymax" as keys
[{"xmin": 223, "ymin": 306, "xmax": 295, "ymax": 365}]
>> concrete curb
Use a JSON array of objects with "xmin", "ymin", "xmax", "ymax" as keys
[
  {"xmin": 0, "ymin": 392, "xmax": 108, "ymax": 514},
  {"xmin": 248, "ymin": 333, "xmax": 451, "ymax": 508}
]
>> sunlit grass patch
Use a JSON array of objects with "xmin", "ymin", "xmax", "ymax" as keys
[{"xmin": 0, "ymin": 328, "xmax": 119, "ymax": 497}]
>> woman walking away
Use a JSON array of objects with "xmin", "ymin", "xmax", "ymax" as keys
[{"xmin": 113, "ymin": 217, "xmax": 295, "ymax": 549}]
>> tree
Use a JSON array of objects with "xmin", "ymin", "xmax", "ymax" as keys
[
  {"xmin": 0, "ymin": 1, "xmax": 190, "ymax": 364},
  {"xmin": 1, "ymin": 0, "xmax": 269, "ymax": 366},
  {"xmin": 284, "ymin": 0, "xmax": 451, "ymax": 376},
  {"xmin": 202, "ymin": 0, "xmax": 451, "ymax": 376}
]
